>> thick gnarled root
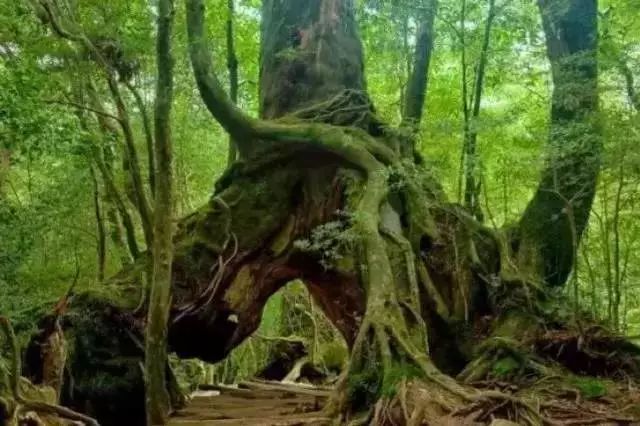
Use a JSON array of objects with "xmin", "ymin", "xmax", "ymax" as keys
[{"xmin": 326, "ymin": 313, "xmax": 473, "ymax": 425}]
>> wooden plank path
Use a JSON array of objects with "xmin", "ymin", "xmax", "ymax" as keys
[{"xmin": 168, "ymin": 380, "xmax": 333, "ymax": 426}]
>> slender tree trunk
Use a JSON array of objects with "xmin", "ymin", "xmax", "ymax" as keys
[
  {"xmin": 126, "ymin": 82, "xmax": 157, "ymax": 196},
  {"xmin": 401, "ymin": 0, "xmax": 437, "ymax": 135},
  {"xmin": 612, "ymin": 162, "xmax": 624, "ymax": 330},
  {"xmin": 145, "ymin": 0, "xmax": 175, "ymax": 423},
  {"xmin": 76, "ymin": 85, "xmax": 142, "ymax": 261},
  {"xmin": 93, "ymin": 144, "xmax": 141, "ymax": 260},
  {"xmin": 462, "ymin": 0, "xmax": 496, "ymax": 222},
  {"xmin": 97, "ymin": 126, "xmax": 134, "ymax": 265},
  {"xmin": 457, "ymin": 0, "xmax": 469, "ymax": 203},
  {"xmin": 226, "ymin": 0, "xmax": 239, "ymax": 166},
  {"xmin": 90, "ymin": 166, "xmax": 107, "ymax": 282},
  {"xmin": 107, "ymin": 77, "xmax": 154, "ymax": 250}
]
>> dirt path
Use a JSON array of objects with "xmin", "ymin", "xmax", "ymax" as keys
[{"xmin": 168, "ymin": 381, "xmax": 332, "ymax": 426}]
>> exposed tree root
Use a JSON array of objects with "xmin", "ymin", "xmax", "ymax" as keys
[
  {"xmin": 362, "ymin": 374, "xmax": 640, "ymax": 426},
  {"xmin": 534, "ymin": 326, "xmax": 640, "ymax": 378}
]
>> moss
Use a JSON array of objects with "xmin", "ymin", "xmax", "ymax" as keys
[
  {"xmin": 270, "ymin": 214, "xmax": 296, "ymax": 255},
  {"xmin": 176, "ymin": 167, "xmax": 300, "ymax": 260},
  {"xmin": 319, "ymin": 341, "xmax": 348, "ymax": 373},
  {"xmin": 169, "ymin": 356, "xmax": 205, "ymax": 393},
  {"xmin": 570, "ymin": 377, "xmax": 607, "ymax": 399},
  {"xmin": 223, "ymin": 265, "xmax": 254, "ymax": 311},
  {"xmin": 346, "ymin": 359, "xmax": 425, "ymax": 412},
  {"xmin": 492, "ymin": 356, "xmax": 521, "ymax": 378},
  {"xmin": 380, "ymin": 362, "xmax": 423, "ymax": 397},
  {"xmin": 346, "ymin": 367, "xmax": 381, "ymax": 411}
]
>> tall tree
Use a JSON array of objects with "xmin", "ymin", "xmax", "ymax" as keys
[
  {"xmin": 461, "ymin": 0, "xmax": 496, "ymax": 221},
  {"xmin": 401, "ymin": 0, "xmax": 437, "ymax": 136},
  {"xmin": 145, "ymin": 0, "xmax": 175, "ymax": 423},
  {"xmin": 517, "ymin": 0, "xmax": 601, "ymax": 286}
]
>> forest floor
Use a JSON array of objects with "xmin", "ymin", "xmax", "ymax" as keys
[
  {"xmin": 167, "ymin": 378, "xmax": 640, "ymax": 426},
  {"xmin": 168, "ymin": 380, "xmax": 331, "ymax": 426}
]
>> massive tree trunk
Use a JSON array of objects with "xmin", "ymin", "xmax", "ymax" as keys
[
  {"xmin": 22, "ymin": 0, "xmax": 640, "ymax": 425},
  {"xmin": 517, "ymin": 0, "xmax": 601, "ymax": 287}
]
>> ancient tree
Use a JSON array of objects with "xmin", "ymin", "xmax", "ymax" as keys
[{"xmin": 21, "ymin": 0, "xmax": 640, "ymax": 425}]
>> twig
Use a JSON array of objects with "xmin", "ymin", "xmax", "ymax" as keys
[{"xmin": 45, "ymin": 99, "xmax": 122, "ymax": 123}]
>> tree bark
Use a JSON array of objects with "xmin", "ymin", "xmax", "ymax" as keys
[
  {"xmin": 517, "ymin": 0, "xmax": 600, "ymax": 287},
  {"xmin": 462, "ymin": 0, "xmax": 496, "ymax": 222},
  {"xmin": 90, "ymin": 165, "xmax": 107, "ymax": 282},
  {"xmin": 126, "ymin": 82, "xmax": 157, "ymax": 197},
  {"xmin": 226, "ymin": 0, "xmax": 239, "ymax": 166},
  {"xmin": 401, "ymin": 0, "xmax": 437, "ymax": 135},
  {"xmin": 145, "ymin": 0, "xmax": 175, "ymax": 423}
]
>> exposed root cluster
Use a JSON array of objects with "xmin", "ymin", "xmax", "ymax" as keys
[{"xmin": 534, "ymin": 326, "xmax": 640, "ymax": 378}]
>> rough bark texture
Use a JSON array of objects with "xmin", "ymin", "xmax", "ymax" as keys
[
  {"xmin": 20, "ymin": 1, "xmax": 640, "ymax": 425},
  {"xmin": 144, "ymin": 0, "xmax": 175, "ymax": 423},
  {"xmin": 260, "ymin": 0, "xmax": 367, "ymax": 120},
  {"xmin": 517, "ymin": 0, "xmax": 601, "ymax": 287}
]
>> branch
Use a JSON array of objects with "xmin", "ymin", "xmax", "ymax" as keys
[
  {"xmin": 186, "ymin": 0, "xmax": 255, "ymax": 146},
  {"xmin": 45, "ymin": 99, "xmax": 122, "ymax": 123},
  {"xmin": 401, "ymin": 0, "xmax": 437, "ymax": 132},
  {"xmin": 125, "ymin": 82, "xmax": 156, "ymax": 195},
  {"xmin": 38, "ymin": 0, "xmax": 83, "ymax": 42},
  {"xmin": 619, "ymin": 58, "xmax": 640, "ymax": 112},
  {"xmin": 226, "ymin": 0, "xmax": 239, "ymax": 165}
]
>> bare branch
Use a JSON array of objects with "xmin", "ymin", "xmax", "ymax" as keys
[{"xmin": 45, "ymin": 99, "xmax": 122, "ymax": 123}]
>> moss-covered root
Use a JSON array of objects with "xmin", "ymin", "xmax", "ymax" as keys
[
  {"xmin": 322, "ymin": 153, "xmax": 472, "ymax": 423},
  {"xmin": 325, "ymin": 298, "xmax": 474, "ymax": 423}
]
